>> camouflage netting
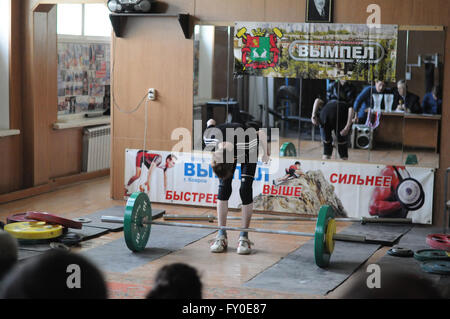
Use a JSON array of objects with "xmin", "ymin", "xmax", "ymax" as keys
[{"xmin": 253, "ymin": 170, "xmax": 347, "ymax": 217}]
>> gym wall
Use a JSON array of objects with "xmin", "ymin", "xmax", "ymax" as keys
[{"xmin": 1, "ymin": 0, "xmax": 449, "ymax": 227}]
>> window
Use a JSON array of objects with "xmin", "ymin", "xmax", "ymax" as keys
[
  {"xmin": 57, "ymin": 3, "xmax": 111, "ymax": 117},
  {"xmin": 57, "ymin": 3, "xmax": 111, "ymax": 37},
  {"xmin": 57, "ymin": 4, "xmax": 83, "ymax": 36},
  {"xmin": 84, "ymin": 4, "xmax": 111, "ymax": 37},
  {"xmin": 0, "ymin": 0, "xmax": 11, "ymax": 130}
]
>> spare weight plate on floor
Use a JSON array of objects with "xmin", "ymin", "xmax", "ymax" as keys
[
  {"xmin": 426, "ymin": 234, "xmax": 450, "ymax": 251},
  {"xmin": 387, "ymin": 246, "xmax": 414, "ymax": 257},
  {"xmin": 420, "ymin": 260, "xmax": 450, "ymax": 275},
  {"xmin": 4, "ymin": 221, "xmax": 63, "ymax": 240},
  {"xmin": 26, "ymin": 212, "xmax": 82, "ymax": 229},
  {"xmin": 124, "ymin": 192, "xmax": 152, "ymax": 252},
  {"xmin": 6, "ymin": 212, "xmax": 37, "ymax": 224},
  {"xmin": 414, "ymin": 249, "xmax": 450, "ymax": 262}
]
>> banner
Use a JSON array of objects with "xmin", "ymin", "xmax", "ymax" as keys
[
  {"xmin": 234, "ymin": 22, "xmax": 398, "ymax": 82},
  {"xmin": 124, "ymin": 150, "xmax": 434, "ymax": 224}
]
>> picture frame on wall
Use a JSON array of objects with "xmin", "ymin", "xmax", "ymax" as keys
[{"xmin": 306, "ymin": 0, "xmax": 333, "ymax": 23}]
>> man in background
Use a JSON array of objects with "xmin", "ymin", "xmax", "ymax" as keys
[
  {"xmin": 353, "ymin": 80, "xmax": 390, "ymax": 124},
  {"xmin": 422, "ymin": 85, "xmax": 442, "ymax": 114},
  {"xmin": 394, "ymin": 79, "xmax": 422, "ymax": 114}
]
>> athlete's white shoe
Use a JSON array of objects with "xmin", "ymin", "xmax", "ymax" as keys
[
  {"xmin": 237, "ymin": 236, "xmax": 253, "ymax": 255},
  {"xmin": 210, "ymin": 234, "xmax": 228, "ymax": 253}
]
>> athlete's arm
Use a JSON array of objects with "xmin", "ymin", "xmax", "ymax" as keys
[
  {"xmin": 258, "ymin": 129, "xmax": 270, "ymax": 163},
  {"xmin": 311, "ymin": 98, "xmax": 324, "ymax": 125},
  {"xmin": 340, "ymin": 107, "xmax": 355, "ymax": 136}
]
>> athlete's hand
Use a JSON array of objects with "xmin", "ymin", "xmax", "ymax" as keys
[
  {"xmin": 262, "ymin": 154, "xmax": 271, "ymax": 164},
  {"xmin": 340, "ymin": 127, "xmax": 350, "ymax": 136}
]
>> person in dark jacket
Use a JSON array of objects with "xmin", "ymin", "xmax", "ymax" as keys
[{"xmin": 393, "ymin": 79, "xmax": 422, "ymax": 114}]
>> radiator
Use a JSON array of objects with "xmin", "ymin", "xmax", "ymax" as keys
[{"xmin": 82, "ymin": 125, "xmax": 111, "ymax": 172}]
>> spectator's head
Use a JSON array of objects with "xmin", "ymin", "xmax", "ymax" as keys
[
  {"xmin": 165, "ymin": 154, "xmax": 177, "ymax": 169},
  {"xmin": 375, "ymin": 80, "xmax": 386, "ymax": 93},
  {"xmin": 397, "ymin": 79, "xmax": 407, "ymax": 97},
  {"xmin": 146, "ymin": 263, "xmax": 202, "ymax": 299},
  {"xmin": 0, "ymin": 250, "xmax": 107, "ymax": 299},
  {"xmin": 0, "ymin": 230, "xmax": 18, "ymax": 281},
  {"xmin": 341, "ymin": 266, "xmax": 442, "ymax": 299},
  {"xmin": 211, "ymin": 142, "xmax": 235, "ymax": 180}
]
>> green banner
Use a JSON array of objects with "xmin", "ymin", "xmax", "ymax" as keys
[{"xmin": 234, "ymin": 22, "xmax": 398, "ymax": 82}]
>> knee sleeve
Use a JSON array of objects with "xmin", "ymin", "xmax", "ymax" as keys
[
  {"xmin": 239, "ymin": 176, "xmax": 254, "ymax": 205},
  {"xmin": 218, "ymin": 178, "xmax": 232, "ymax": 201}
]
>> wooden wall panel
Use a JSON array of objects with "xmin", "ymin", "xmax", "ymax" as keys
[
  {"xmin": 112, "ymin": 17, "xmax": 193, "ymax": 142},
  {"xmin": 264, "ymin": 0, "xmax": 306, "ymax": 22},
  {"xmin": 49, "ymin": 128, "xmax": 83, "ymax": 178},
  {"xmin": 32, "ymin": 11, "xmax": 51, "ymax": 185},
  {"xmin": 0, "ymin": 136, "xmax": 23, "ymax": 194},
  {"xmin": 195, "ymin": 0, "xmax": 265, "ymax": 22}
]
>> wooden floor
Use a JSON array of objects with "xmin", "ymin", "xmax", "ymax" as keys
[{"xmin": 0, "ymin": 176, "xmax": 388, "ymax": 299}]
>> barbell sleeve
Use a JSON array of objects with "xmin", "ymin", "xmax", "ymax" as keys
[{"xmin": 101, "ymin": 216, "xmax": 367, "ymax": 243}]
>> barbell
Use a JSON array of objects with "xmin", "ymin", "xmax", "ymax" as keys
[
  {"xmin": 162, "ymin": 214, "xmax": 412, "ymax": 224},
  {"xmin": 102, "ymin": 192, "xmax": 390, "ymax": 268}
]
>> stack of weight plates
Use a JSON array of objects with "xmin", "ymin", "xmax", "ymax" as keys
[
  {"xmin": 4, "ymin": 221, "xmax": 64, "ymax": 245},
  {"xmin": 5, "ymin": 211, "xmax": 83, "ymax": 246},
  {"xmin": 414, "ymin": 249, "xmax": 450, "ymax": 275}
]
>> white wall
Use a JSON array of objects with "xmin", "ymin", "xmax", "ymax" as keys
[{"xmin": 0, "ymin": 0, "xmax": 10, "ymax": 130}]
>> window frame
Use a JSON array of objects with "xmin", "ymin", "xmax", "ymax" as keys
[{"xmin": 57, "ymin": 3, "xmax": 111, "ymax": 38}]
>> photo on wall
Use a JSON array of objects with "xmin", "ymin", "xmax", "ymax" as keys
[
  {"xmin": 57, "ymin": 41, "xmax": 111, "ymax": 115},
  {"xmin": 306, "ymin": 0, "xmax": 333, "ymax": 23}
]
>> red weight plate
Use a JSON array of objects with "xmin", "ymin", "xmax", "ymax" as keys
[
  {"xmin": 426, "ymin": 234, "xmax": 450, "ymax": 251},
  {"xmin": 26, "ymin": 212, "xmax": 82, "ymax": 229},
  {"xmin": 6, "ymin": 212, "xmax": 38, "ymax": 224}
]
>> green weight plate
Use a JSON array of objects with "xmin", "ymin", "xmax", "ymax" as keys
[
  {"xmin": 420, "ymin": 260, "xmax": 450, "ymax": 275},
  {"xmin": 414, "ymin": 249, "xmax": 450, "ymax": 262},
  {"xmin": 280, "ymin": 142, "xmax": 297, "ymax": 157},
  {"xmin": 124, "ymin": 192, "xmax": 152, "ymax": 252},
  {"xmin": 314, "ymin": 205, "xmax": 335, "ymax": 268}
]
